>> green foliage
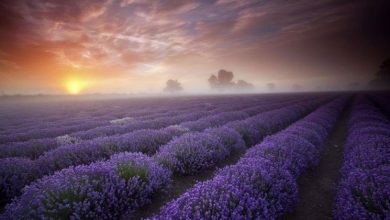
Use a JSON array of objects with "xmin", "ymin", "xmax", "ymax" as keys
[{"xmin": 117, "ymin": 163, "xmax": 148, "ymax": 181}]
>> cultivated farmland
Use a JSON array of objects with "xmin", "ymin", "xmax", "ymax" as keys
[{"xmin": 0, "ymin": 93, "xmax": 388, "ymax": 219}]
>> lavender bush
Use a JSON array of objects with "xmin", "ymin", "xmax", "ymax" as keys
[
  {"xmin": 155, "ymin": 132, "xmax": 227, "ymax": 175},
  {"xmin": 154, "ymin": 99, "xmax": 327, "ymax": 176},
  {"xmin": 0, "ymin": 157, "xmax": 40, "ymax": 200},
  {"xmin": 246, "ymin": 134, "xmax": 318, "ymax": 177},
  {"xmin": 2, "ymin": 153, "xmax": 171, "ymax": 220},
  {"xmin": 0, "ymin": 96, "xmax": 253, "ymax": 159},
  {"xmin": 334, "ymin": 96, "xmax": 390, "ymax": 219},
  {"xmin": 0, "ymin": 96, "xmax": 279, "ymax": 161},
  {"xmin": 153, "ymin": 97, "xmax": 346, "ymax": 219},
  {"xmin": 155, "ymin": 158, "xmax": 297, "ymax": 219},
  {"xmin": 0, "ymin": 97, "xmax": 314, "ymax": 201},
  {"xmin": 204, "ymin": 127, "xmax": 246, "ymax": 152},
  {"xmin": 0, "ymin": 94, "xmax": 335, "ymax": 219}
]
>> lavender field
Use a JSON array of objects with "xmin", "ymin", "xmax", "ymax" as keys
[{"xmin": 0, "ymin": 93, "xmax": 389, "ymax": 220}]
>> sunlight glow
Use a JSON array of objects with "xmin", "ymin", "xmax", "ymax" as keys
[{"xmin": 65, "ymin": 79, "xmax": 87, "ymax": 95}]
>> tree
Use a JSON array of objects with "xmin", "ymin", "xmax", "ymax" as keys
[
  {"xmin": 208, "ymin": 75, "xmax": 218, "ymax": 89},
  {"xmin": 370, "ymin": 58, "xmax": 390, "ymax": 89},
  {"xmin": 164, "ymin": 79, "xmax": 183, "ymax": 93},
  {"xmin": 208, "ymin": 69, "xmax": 253, "ymax": 91},
  {"xmin": 266, "ymin": 83, "xmax": 275, "ymax": 91},
  {"xmin": 236, "ymin": 80, "xmax": 254, "ymax": 90},
  {"xmin": 292, "ymin": 84, "xmax": 302, "ymax": 91},
  {"xmin": 378, "ymin": 59, "xmax": 390, "ymax": 81},
  {"xmin": 208, "ymin": 70, "xmax": 235, "ymax": 89},
  {"xmin": 217, "ymin": 69, "xmax": 234, "ymax": 86}
]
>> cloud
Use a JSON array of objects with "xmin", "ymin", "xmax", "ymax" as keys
[{"xmin": 0, "ymin": 0, "xmax": 389, "ymax": 93}]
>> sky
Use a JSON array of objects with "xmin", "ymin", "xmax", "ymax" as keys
[{"xmin": 0, "ymin": 0, "xmax": 389, "ymax": 94}]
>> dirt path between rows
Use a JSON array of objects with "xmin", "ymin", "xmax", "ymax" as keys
[
  {"xmin": 281, "ymin": 101, "xmax": 351, "ymax": 220},
  {"xmin": 129, "ymin": 148, "xmax": 246, "ymax": 220}
]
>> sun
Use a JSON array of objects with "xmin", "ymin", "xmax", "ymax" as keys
[{"xmin": 65, "ymin": 79, "xmax": 86, "ymax": 95}]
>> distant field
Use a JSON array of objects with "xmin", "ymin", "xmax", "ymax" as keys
[{"xmin": 0, "ymin": 93, "xmax": 388, "ymax": 219}]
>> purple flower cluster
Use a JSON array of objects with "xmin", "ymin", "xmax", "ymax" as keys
[
  {"xmin": 0, "ymin": 95, "xmax": 268, "ymax": 160},
  {"xmin": 178, "ymin": 97, "xmax": 315, "ymax": 134},
  {"xmin": 224, "ymin": 99, "xmax": 323, "ymax": 147},
  {"xmin": 335, "ymin": 167, "xmax": 389, "ymax": 220},
  {"xmin": 0, "ymin": 157, "xmax": 40, "ymax": 200},
  {"xmin": 68, "ymin": 96, "xmax": 276, "ymax": 141},
  {"xmin": 0, "ymin": 120, "xmax": 107, "ymax": 144},
  {"xmin": 0, "ymin": 138, "xmax": 59, "ymax": 159},
  {"xmin": 69, "ymin": 111, "xmax": 209, "ymax": 140},
  {"xmin": 154, "ymin": 99, "xmax": 328, "ymax": 176},
  {"xmin": 155, "ymin": 132, "xmax": 228, "ymax": 175},
  {"xmin": 0, "ymin": 97, "xmax": 312, "ymax": 202},
  {"xmin": 0, "ymin": 96, "xmax": 224, "ymax": 144},
  {"xmin": 225, "ymin": 119, "xmax": 261, "ymax": 147},
  {"xmin": 2, "ymin": 152, "xmax": 171, "ymax": 220},
  {"xmin": 1, "ymin": 96, "xmax": 215, "ymax": 139},
  {"xmin": 204, "ymin": 127, "xmax": 246, "ymax": 152},
  {"xmin": 153, "ymin": 98, "xmax": 346, "ymax": 219},
  {"xmin": 0, "ymin": 129, "xmax": 173, "ymax": 202},
  {"xmin": 155, "ymin": 158, "xmax": 296, "ymax": 220},
  {"xmin": 0, "ymin": 94, "xmax": 333, "ymax": 218},
  {"xmin": 38, "ymin": 129, "xmax": 173, "ymax": 171},
  {"xmin": 0, "ymin": 109, "xmax": 189, "ymax": 158},
  {"xmin": 180, "ymin": 111, "xmax": 250, "ymax": 131},
  {"xmin": 334, "ymin": 96, "xmax": 390, "ymax": 219}
]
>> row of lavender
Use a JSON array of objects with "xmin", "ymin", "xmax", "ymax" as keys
[
  {"xmin": 7, "ymin": 95, "xmax": 283, "ymax": 136},
  {"xmin": 0, "ymin": 96, "xmax": 319, "ymax": 201},
  {"xmin": 0, "ymin": 97, "xmax": 243, "ymax": 159},
  {"xmin": 0, "ymin": 100, "xmax": 243, "ymax": 198},
  {"xmin": 0, "ymin": 96, "xmax": 234, "ymax": 143},
  {"xmin": 0, "ymin": 95, "xmax": 300, "ymax": 160},
  {"xmin": 3, "ymin": 95, "xmax": 271, "ymax": 143},
  {"xmin": 333, "ymin": 96, "xmax": 389, "ymax": 219},
  {"xmin": 53, "ymin": 95, "xmax": 293, "ymax": 141},
  {"xmin": 370, "ymin": 93, "xmax": 390, "ymax": 116},
  {"xmin": 152, "ymin": 97, "xmax": 347, "ymax": 219},
  {"xmin": 1, "ymin": 95, "xmax": 297, "ymax": 138},
  {"xmin": 67, "ymin": 97, "xmax": 272, "ymax": 140},
  {"xmin": 0, "ymin": 95, "xmax": 292, "ymax": 158},
  {"xmin": 0, "ymin": 96, "xmax": 231, "ymax": 131},
  {"xmin": 154, "ymin": 98, "xmax": 325, "ymax": 176},
  {"xmin": 0, "ymin": 98, "xmax": 165, "ymax": 134},
  {"xmin": 0, "ymin": 97, "xmax": 327, "ymax": 219}
]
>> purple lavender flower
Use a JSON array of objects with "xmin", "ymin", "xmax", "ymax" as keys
[
  {"xmin": 154, "ymin": 132, "xmax": 227, "ymax": 175},
  {"xmin": 0, "ymin": 98, "xmax": 305, "ymax": 202},
  {"xmin": 204, "ymin": 127, "xmax": 246, "ymax": 152},
  {"xmin": 2, "ymin": 152, "xmax": 171, "ymax": 219},
  {"xmin": 155, "ymin": 158, "xmax": 297, "ymax": 220},
  {"xmin": 0, "ymin": 138, "xmax": 58, "ymax": 159},
  {"xmin": 334, "ymin": 96, "xmax": 390, "ymax": 220},
  {"xmin": 243, "ymin": 134, "xmax": 318, "ymax": 177},
  {"xmin": 334, "ymin": 166, "xmax": 390, "ymax": 220},
  {"xmin": 153, "ymin": 97, "xmax": 347, "ymax": 220},
  {"xmin": 225, "ymin": 119, "xmax": 262, "ymax": 147},
  {"xmin": 0, "ymin": 157, "xmax": 40, "ymax": 199}
]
